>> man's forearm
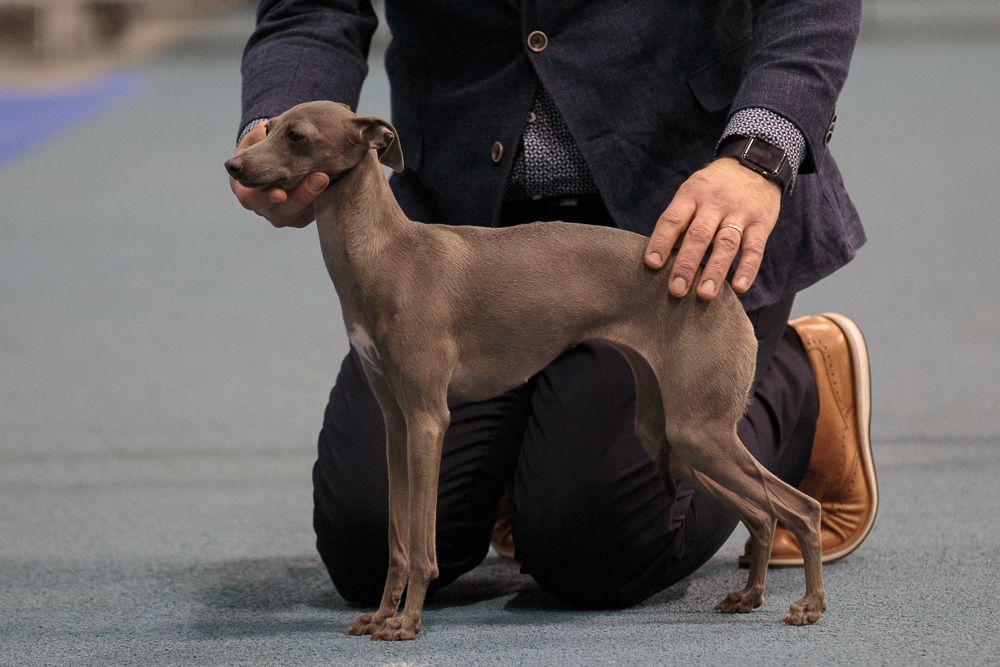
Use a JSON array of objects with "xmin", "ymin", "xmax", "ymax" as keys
[
  {"xmin": 240, "ymin": 0, "xmax": 378, "ymax": 134},
  {"xmin": 732, "ymin": 0, "xmax": 861, "ymax": 172}
]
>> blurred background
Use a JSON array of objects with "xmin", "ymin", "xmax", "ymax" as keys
[{"xmin": 2, "ymin": 2, "xmax": 999, "ymax": 664}]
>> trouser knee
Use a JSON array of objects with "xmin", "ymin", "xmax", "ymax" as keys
[
  {"xmin": 313, "ymin": 459, "xmax": 388, "ymax": 606},
  {"xmin": 513, "ymin": 500, "xmax": 661, "ymax": 609}
]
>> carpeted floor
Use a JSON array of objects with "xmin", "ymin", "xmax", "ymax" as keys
[{"xmin": 2, "ymin": 8, "xmax": 999, "ymax": 666}]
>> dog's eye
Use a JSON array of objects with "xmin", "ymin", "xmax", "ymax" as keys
[{"xmin": 287, "ymin": 129, "xmax": 306, "ymax": 142}]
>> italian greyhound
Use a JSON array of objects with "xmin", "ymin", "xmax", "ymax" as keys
[{"xmin": 224, "ymin": 101, "xmax": 827, "ymax": 640}]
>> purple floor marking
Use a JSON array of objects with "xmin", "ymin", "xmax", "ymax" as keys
[{"xmin": 0, "ymin": 70, "xmax": 142, "ymax": 168}]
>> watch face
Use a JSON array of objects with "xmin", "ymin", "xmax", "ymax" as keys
[
  {"xmin": 743, "ymin": 138, "xmax": 786, "ymax": 174},
  {"xmin": 718, "ymin": 137, "xmax": 791, "ymax": 191}
]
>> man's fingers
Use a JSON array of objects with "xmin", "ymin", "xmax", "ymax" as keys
[
  {"xmin": 289, "ymin": 172, "xmax": 329, "ymax": 208},
  {"xmin": 732, "ymin": 225, "xmax": 769, "ymax": 293},
  {"xmin": 230, "ymin": 179, "xmax": 267, "ymax": 211},
  {"xmin": 668, "ymin": 210, "xmax": 721, "ymax": 297},
  {"xmin": 697, "ymin": 218, "xmax": 745, "ymax": 300},
  {"xmin": 264, "ymin": 187, "xmax": 287, "ymax": 207},
  {"xmin": 255, "ymin": 173, "xmax": 327, "ymax": 228},
  {"xmin": 230, "ymin": 178, "xmax": 254, "ymax": 210},
  {"xmin": 236, "ymin": 121, "xmax": 267, "ymax": 153},
  {"xmin": 274, "ymin": 209, "xmax": 317, "ymax": 229},
  {"xmin": 645, "ymin": 194, "xmax": 696, "ymax": 269},
  {"xmin": 230, "ymin": 179, "xmax": 309, "ymax": 226}
]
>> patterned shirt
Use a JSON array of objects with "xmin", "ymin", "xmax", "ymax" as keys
[
  {"xmin": 505, "ymin": 89, "xmax": 806, "ymax": 200},
  {"xmin": 505, "ymin": 88, "xmax": 598, "ymax": 201}
]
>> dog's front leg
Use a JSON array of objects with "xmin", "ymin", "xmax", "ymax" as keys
[
  {"xmin": 371, "ymin": 392, "xmax": 449, "ymax": 641},
  {"xmin": 346, "ymin": 368, "xmax": 411, "ymax": 637}
]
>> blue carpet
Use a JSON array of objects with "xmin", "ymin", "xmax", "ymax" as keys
[{"xmin": 0, "ymin": 71, "xmax": 141, "ymax": 168}]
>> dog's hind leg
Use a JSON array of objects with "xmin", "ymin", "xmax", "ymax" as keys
[
  {"xmin": 616, "ymin": 334, "xmax": 775, "ymax": 613},
  {"xmin": 346, "ymin": 365, "xmax": 412, "ymax": 636},
  {"xmin": 636, "ymin": 304, "xmax": 826, "ymax": 624},
  {"xmin": 682, "ymin": 465, "xmax": 776, "ymax": 613},
  {"xmin": 672, "ymin": 428, "xmax": 827, "ymax": 624},
  {"xmin": 611, "ymin": 343, "xmax": 675, "ymax": 501}
]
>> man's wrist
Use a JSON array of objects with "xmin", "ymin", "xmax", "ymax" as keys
[
  {"xmin": 717, "ymin": 135, "xmax": 793, "ymax": 194},
  {"xmin": 717, "ymin": 107, "xmax": 806, "ymax": 191}
]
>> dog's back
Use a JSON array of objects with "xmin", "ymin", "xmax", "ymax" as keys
[{"xmin": 399, "ymin": 220, "xmax": 751, "ymax": 403}]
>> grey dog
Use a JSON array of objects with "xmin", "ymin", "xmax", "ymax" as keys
[{"xmin": 225, "ymin": 101, "xmax": 827, "ymax": 640}]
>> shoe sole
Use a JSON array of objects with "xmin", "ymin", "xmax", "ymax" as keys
[{"xmin": 741, "ymin": 312, "xmax": 878, "ymax": 568}]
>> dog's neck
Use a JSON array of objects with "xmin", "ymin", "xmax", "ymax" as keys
[{"xmin": 313, "ymin": 151, "xmax": 410, "ymax": 306}]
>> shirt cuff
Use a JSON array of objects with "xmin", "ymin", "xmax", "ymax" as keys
[
  {"xmin": 237, "ymin": 118, "xmax": 268, "ymax": 147},
  {"xmin": 718, "ymin": 107, "xmax": 806, "ymax": 189}
]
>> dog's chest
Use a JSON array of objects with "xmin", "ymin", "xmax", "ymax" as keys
[{"xmin": 348, "ymin": 323, "xmax": 380, "ymax": 371}]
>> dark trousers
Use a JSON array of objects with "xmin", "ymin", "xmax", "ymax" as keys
[{"xmin": 312, "ymin": 196, "xmax": 819, "ymax": 609}]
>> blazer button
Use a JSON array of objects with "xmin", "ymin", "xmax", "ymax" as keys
[
  {"xmin": 527, "ymin": 30, "xmax": 548, "ymax": 52},
  {"xmin": 491, "ymin": 141, "xmax": 504, "ymax": 163}
]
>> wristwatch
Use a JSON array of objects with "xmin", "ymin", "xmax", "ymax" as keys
[{"xmin": 716, "ymin": 135, "xmax": 793, "ymax": 194}]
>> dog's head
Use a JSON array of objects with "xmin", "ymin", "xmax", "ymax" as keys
[{"xmin": 224, "ymin": 101, "xmax": 403, "ymax": 190}]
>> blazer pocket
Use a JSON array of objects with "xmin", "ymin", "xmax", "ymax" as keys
[{"xmin": 686, "ymin": 40, "xmax": 752, "ymax": 114}]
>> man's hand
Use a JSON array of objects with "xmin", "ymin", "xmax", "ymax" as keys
[
  {"xmin": 229, "ymin": 120, "xmax": 330, "ymax": 228},
  {"xmin": 644, "ymin": 157, "xmax": 781, "ymax": 300}
]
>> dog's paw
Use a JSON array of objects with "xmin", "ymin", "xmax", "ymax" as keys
[
  {"xmin": 715, "ymin": 588, "xmax": 764, "ymax": 614},
  {"xmin": 370, "ymin": 614, "xmax": 420, "ymax": 641},
  {"xmin": 346, "ymin": 611, "xmax": 388, "ymax": 636},
  {"xmin": 783, "ymin": 593, "xmax": 827, "ymax": 625}
]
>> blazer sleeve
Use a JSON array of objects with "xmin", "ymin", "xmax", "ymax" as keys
[
  {"xmin": 731, "ymin": 0, "xmax": 862, "ymax": 173},
  {"xmin": 240, "ymin": 0, "xmax": 378, "ymax": 133}
]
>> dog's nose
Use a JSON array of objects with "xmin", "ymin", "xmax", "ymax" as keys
[{"xmin": 224, "ymin": 158, "xmax": 242, "ymax": 176}]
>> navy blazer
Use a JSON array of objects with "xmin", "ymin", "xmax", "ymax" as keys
[{"xmin": 241, "ymin": 0, "xmax": 866, "ymax": 310}]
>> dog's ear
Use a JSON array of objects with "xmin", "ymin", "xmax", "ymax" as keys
[{"xmin": 353, "ymin": 117, "xmax": 404, "ymax": 173}]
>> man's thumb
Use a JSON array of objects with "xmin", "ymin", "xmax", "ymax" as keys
[{"xmin": 306, "ymin": 172, "xmax": 330, "ymax": 192}]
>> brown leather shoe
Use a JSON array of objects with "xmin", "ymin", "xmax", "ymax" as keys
[
  {"xmin": 490, "ymin": 486, "xmax": 516, "ymax": 560},
  {"xmin": 740, "ymin": 312, "xmax": 878, "ymax": 567}
]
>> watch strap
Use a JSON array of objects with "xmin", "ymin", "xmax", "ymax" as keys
[{"xmin": 717, "ymin": 135, "xmax": 793, "ymax": 193}]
